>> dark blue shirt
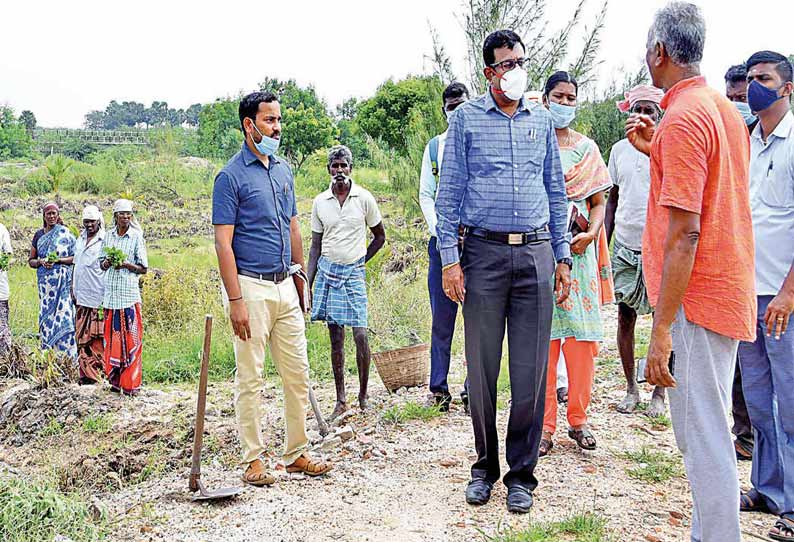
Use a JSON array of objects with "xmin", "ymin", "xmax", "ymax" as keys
[
  {"xmin": 212, "ymin": 144, "xmax": 298, "ymax": 274},
  {"xmin": 435, "ymin": 91, "xmax": 570, "ymax": 266}
]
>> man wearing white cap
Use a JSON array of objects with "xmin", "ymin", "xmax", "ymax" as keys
[
  {"xmin": 100, "ymin": 198, "xmax": 148, "ymax": 395},
  {"xmin": 605, "ymin": 84, "xmax": 666, "ymax": 416},
  {"xmin": 73, "ymin": 205, "xmax": 106, "ymax": 384}
]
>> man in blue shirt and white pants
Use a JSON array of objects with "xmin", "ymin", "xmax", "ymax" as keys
[
  {"xmin": 213, "ymin": 92, "xmax": 332, "ymax": 487},
  {"xmin": 436, "ymin": 30, "xmax": 571, "ymax": 513}
]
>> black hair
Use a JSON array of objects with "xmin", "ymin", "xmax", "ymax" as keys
[
  {"xmin": 544, "ymin": 71, "xmax": 579, "ymax": 97},
  {"xmin": 482, "ymin": 30, "xmax": 525, "ymax": 67},
  {"xmin": 746, "ymin": 50, "xmax": 794, "ymax": 83},
  {"xmin": 238, "ymin": 91, "xmax": 279, "ymax": 132},
  {"xmin": 724, "ymin": 64, "xmax": 747, "ymax": 84},
  {"xmin": 442, "ymin": 82, "xmax": 469, "ymax": 104}
]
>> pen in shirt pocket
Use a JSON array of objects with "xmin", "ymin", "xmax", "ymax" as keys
[{"xmin": 767, "ymin": 160, "xmax": 774, "ymax": 175}]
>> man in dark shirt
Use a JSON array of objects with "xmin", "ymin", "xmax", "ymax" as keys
[{"xmin": 212, "ymin": 91, "xmax": 331, "ymax": 486}]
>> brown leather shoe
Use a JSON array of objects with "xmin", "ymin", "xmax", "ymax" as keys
[
  {"xmin": 286, "ymin": 454, "xmax": 332, "ymax": 477},
  {"xmin": 242, "ymin": 457, "xmax": 275, "ymax": 487}
]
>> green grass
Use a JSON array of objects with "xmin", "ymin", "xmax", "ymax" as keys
[
  {"xmin": 646, "ymin": 414, "xmax": 671, "ymax": 429},
  {"xmin": 39, "ymin": 417, "xmax": 64, "ymax": 437},
  {"xmin": 482, "ymin": 512, "xmax": 611, "ymax": 542},
  {"xmin": 0, "ymin": 475, "xmax": 107, "ymax": 542},
  {"xmin": 82, "ymin": 414, "xmax": 114, "ymax": 434},
  {"xmin": 382, "ymin": 401, "xmax": 443, "ymax": 424},
  {"xmin": 623, "ymin": 446, "xmax": 683, "ymax": 483}
]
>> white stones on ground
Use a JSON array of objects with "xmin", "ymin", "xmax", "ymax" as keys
[{"xmin": 335, "ymin": 425, "xmax": 355, "ymax": 442}]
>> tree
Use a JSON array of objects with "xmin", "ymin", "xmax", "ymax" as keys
[
  {"xmin": 355, "ymin": 76, "xmax": 443, "ymax": 155},
  {"xmin": 426, "ymin": 22, "xmax": 456, "ymax": 85},
  {"xmin": 0, "ymin": 106, "xmax": 33, "ymax": 159},
  {"xmin": 19, "ymin": 110, "xmax": 37, "ymax": 132},
  {"xmin": 259, "ymin": 78, "xmax": 336, "ymax": 171},
  {"xmin": 458, "ymin": 0, "xmax": 608, "ymax": 94},
  {"xmin": 195, "ymin": 98, "xmax": 242, "ymax": 160},
  {"xmin": 185, "ymin": 103, "xmax": 202, "ymax": 126}
]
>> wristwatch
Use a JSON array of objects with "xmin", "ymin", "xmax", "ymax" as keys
[{"xmin": 557, "ymin": 258, "xmax": 573, "ymax": 270}]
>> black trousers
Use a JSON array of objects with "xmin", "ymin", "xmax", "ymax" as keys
[
  {"xmin": 732, "ymin": 354, "xmax": 754, "ymax": 449},
  {"xmin": 461, "ymin": 235, "xmax": 555, "ymax": 489}
]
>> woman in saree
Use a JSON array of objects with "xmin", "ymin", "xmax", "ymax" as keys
[
  {"xmin": 27, "ymin": 202, "xmax": 77, "ymax": 360},
  {"xmin": 101, "ymin": 199, "xmax": 148, "ymax": 395},
  {"xmin": 540, "ymin": 71, "xmax": 615, "ymax": 455}
]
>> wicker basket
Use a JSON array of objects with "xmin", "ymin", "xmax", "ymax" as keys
[{"xmin": 372, "ymin": 343, "xmax": 430, "ymax": 392}]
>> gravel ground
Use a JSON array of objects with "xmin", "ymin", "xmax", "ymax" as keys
[{"xmin": 0, "ymin": 306, "xmax": 775, "ymax": 541}]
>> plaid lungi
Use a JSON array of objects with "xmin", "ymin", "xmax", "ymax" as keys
[
  {"xmin": 311, "ymin": 256, "xmax": 368, "ymax": 328},
  {"xmin": 612, "ymin": 241, "xmax": 652, "ymax": 315}
]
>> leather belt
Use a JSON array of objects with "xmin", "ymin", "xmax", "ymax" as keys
[
  {"xmin": 464, "ymin": 226, "xmax": 551, "ymax": 245},
  {"xmin": 238, "ymin": 269, "xmax": 290, "ymax": 283}
]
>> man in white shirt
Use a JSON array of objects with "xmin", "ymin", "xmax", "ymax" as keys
[
  {"xmin": 418, "ymin": 81, "xmax": 470, "ymax": 412},
  {"xmin": 308, "ymin": 145, "xmax": 386, "ymax": 419},
  {"xmin": 72, "ymin": 205, "xmax": 106, "ymax": 384},
  {"xmin": 737, "ymin": 50, "xmax": 794, "ymax": 540},
  {"xmin": 604, "ymin": 84, "xmax": 666, "ymax": 417},
  {"xmin": 0, "ymin": 222, "xmax": 12, "ymax": 354}
]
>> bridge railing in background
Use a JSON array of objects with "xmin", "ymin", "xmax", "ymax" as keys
[{"xmin": 32, "ymin": 128, "xmax": 151, "ymax": 146}]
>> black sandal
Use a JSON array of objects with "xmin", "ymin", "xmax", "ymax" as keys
[
  {"xmin": 770, "ymin": 516, "xmax": 794, "ymax": 541},
  {"xmin": 567, "ymin": 427, "xmax": 596, "ymax": 450},
  {"xmin": 740, "ymin": 488, "xmax": 770, "ymax": 512}
]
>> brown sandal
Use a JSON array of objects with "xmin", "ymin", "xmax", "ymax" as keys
[
  {"xmin": 242, "ymin": 457, "xmax": 276, "ymax": 487},
  {"xmin": 286, "ymin": 454, "xmax": 332, "ymax": 477},
  {"xmin": 539, "ymin": 432, "xmax": 554, "ymax": 457}
]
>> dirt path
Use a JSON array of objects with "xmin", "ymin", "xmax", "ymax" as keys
[{"xmin": 0, "ymin": 306, "xmax": 773, "ymax": 542}]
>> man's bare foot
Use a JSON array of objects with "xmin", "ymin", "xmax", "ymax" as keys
[
  {"xmin": 358, "ymin": 394, "xmax": 368, "ymax": 410},
  {"xmin": 646, "ymin": 392, "xmax": 667, "ymax": 418},
  {"xmin": 329, "ymin": 401, "xmax": 348, "ymax": 420},
  {"xmin": 616, "ymin": 391, "xmax": 640, "ymax": 414}
]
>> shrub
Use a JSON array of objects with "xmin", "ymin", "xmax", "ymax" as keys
[
  {"xmin": 22, "ymin": 168, "xmax": 52, "ymax": 196},
  {"xmin": 140, "ymin": 266, "xmax": 218, "ymax": 331}
]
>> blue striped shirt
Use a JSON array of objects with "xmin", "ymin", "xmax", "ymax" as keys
[
  {"xmin": 102, "ymin": 227, "xmax": 148, "ymax": 309},
  {"xmin": 435, "ymin": 91, "xmax": 570, "ymax": 266}
]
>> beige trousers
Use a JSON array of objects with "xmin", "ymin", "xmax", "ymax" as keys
[{"xmin": 225, "ymin": 275, "xmax": 310, "ymax": 465}]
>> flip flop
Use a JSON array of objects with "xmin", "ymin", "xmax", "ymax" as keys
[{"xmin": 770, "ymin": 516, "xmax": 794, "ymax": 541}]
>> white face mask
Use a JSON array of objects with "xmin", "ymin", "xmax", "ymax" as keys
[{"xmin": 498, "ymin": 67, "xmax": 528, "ymax": 102}]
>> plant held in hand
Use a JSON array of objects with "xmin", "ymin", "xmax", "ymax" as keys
[
  {"xmin": 46, "ymin": 252, "xmax": 59, "ymax": 264},
  {"xmin": 103, "ymin": 246, "xmax": 126, "ymax": 268},
  {"xmin": 0, "ymin": 253, "xmax": 9, "ymax": 271}
]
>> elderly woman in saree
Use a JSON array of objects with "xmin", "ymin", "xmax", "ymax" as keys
[
  {"xmin": 539, "ymin": 71, "xmax": 614, "ymax": 455},
  {"xmin": 27, "ymin": 202, "xmax": 77, "ymax": 360},
  {"xmin": 101, "ymin": 199, "xmax": 148, "ymax": 395}
]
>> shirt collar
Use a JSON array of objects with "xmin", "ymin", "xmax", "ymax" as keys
[
  {"xmin": 751, "ymin": 111, "xmax": 794, "ymax": 142},
  {"xmin": 660, "ymin": 76, "xmax": 707, "ymax": 110},
  {"xmin": 484, "ymin": 88, "xmax": 530, "ymax": 114},
  {"xmin": 324, "ymin": 179, "xmax": 360, "ymax": 199},
  {"xmin": 241, "ymin": 143, "xmax": 280, "ymax": 167}
]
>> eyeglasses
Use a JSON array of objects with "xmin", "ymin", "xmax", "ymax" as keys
[{"xmin": 490, "ymin": 57, "xmax": 530, "ymax": 72}]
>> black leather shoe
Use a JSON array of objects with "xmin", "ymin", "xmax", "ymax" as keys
[
  {"xmin": 465, "ymin": 479, "xmax": 493, "ymax": 505},
  {"xmin": 433, "ymin": 392, "xmax": 452, "ymax": 412},
  {"xmin": 506, "ymin": 486, "xmax": 533, "ymax": 514}
]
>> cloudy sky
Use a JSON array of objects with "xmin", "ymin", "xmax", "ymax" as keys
[{"xmin": 2, "ymin": 0, "xmax": 792, "ymax": 128}]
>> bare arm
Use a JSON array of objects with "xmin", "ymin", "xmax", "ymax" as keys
[
  {"xmin": 28, "ymin": 246, "xmax": 40, "ymax": 268},
  {"xmin": 604, "ymin": 185, "xmax": 619, "ymax": 245},
  {"xmin": 214, "ymin": 224, "xmax": 250, "ymax": 340},
  {"xmin": 365, "ymin": 222, "xmax": 385, "ymax": 263},
  {"xmin": 646, "ymin": 207, "xmax": 701, "ymax": 387},
  {"xmin": 289, "ymin": 217, "xmax": 305, "ymax": 271},
  {"xmin": 308, "ymin": 232, "xmax": 322, "ymax": 288}
]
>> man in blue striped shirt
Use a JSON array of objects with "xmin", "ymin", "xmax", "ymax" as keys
[{"xmin": 435, "ymin": 29, "xmax": 571, "ymax": 514}]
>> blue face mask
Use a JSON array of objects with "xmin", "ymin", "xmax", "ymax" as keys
[
  {"xmin": 250, "ymin": 121, "xmax": 280, "ymax": 156},
  {"xmin": 747, "ymin": 80, "xmax": 783, "ymax": 113},
  {"xmin": 548, "ymin": 102, "xmax": 577, "ymax": 129},
  {"xmin": 733, "ymin": 101, "xmax": 757, "ymax": 126}
]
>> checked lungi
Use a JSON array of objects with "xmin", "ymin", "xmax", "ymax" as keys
[
  {"xmin": 612, "ymin": 240, "xmax": 652, "ymax": 315},
  {"xmin": 311, "ymin": 256, "xmax": 368, "ymax": 328}
]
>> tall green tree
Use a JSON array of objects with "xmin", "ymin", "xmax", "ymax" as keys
[
  {"xmin": 0, "ymin": 106, "xmax": 33, "ymax": 159},
  {"xmin": 19, "ymin": 110, "xmax": 37, "ymax": 132},
  {"xmin": 258, "ymin": 78, "xmax": 336, "ymax": 172},
  {"xmin": 355, "ymin": 76, "xmax": 444, "ymax": 155},
  {"xmin": 195, "ymin": 98, "xmax": 242, "ymax": 161}
]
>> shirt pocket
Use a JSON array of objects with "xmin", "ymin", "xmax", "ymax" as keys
[{"xmin": 759, "ymin": 170, "xmax": 794, "ymax": 208}]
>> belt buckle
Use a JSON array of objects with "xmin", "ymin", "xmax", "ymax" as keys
[{"xmin": 507, "ymin": 233, "xmax": 523, "ymax": 245}]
